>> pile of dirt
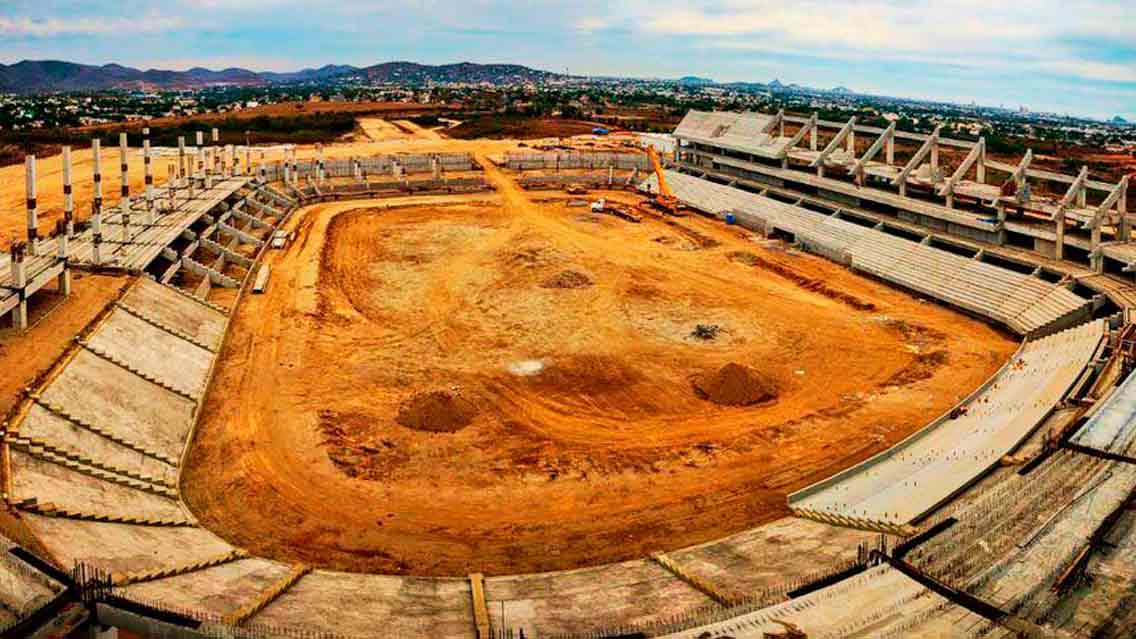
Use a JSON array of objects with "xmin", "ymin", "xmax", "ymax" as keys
[
  {"xmin": 396, "ymin": 391, "xmax": 478, "ymax": 433},
  {"xmin": 692, "ymin": 363, "xmax": 781, "ymax": 407},
  {"xmin": 541, "ymin": 270, "xmax": 593, "ymax": 289}
]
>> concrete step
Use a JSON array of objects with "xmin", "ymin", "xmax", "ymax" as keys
[
  {"xmin": 113, "ymin": 550, "xmax": 248, "ymax": 586},
  {"xmin": 16, "ymin": 500, "xmax": 194, "ymax": 527},
  {"xmin": 79, "ymin": 340, "xmax": 199, "ymax": 402},
  {"xmin": 115, "ymin": 302, "xmax": 216, "ymax": 352},
  {"xmin": 34, "ymin": 399, "xmax": 179, "ymax": 467},
  {"xmin": 157, "ymin": 280, "xmax": 231, "ymax": 316},
  {"xmin": 222, "ymin": 564, "xmax": 311, "ymax": 626},
  {"xmin": 3, "ymin": 432, "xmax": 175, "ymax": 493}
]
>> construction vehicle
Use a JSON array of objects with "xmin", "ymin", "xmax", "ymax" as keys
[
  {"xmin": 644, "ymin": 145, "xmax": 682, "ymax": 216},
  {"xmin": 590, "ymin": 198, "xmax": 641, "ymax": 223}
]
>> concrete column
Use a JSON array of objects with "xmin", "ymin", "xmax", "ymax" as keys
[
  {"xmin": 284, "ymin": 163, "xmax": 291, "ymax": 185},
  {"xmin": 55, "ymin": 220, "xmax": 71, "ymax": 296},
  {"xmin": 211, "ymin": 128, "xmax": 220, "ymax": 180},
  {"xmin": 91, "ymin": 200, "xmax": 103, "ymax": 266},
  {"xmin": 177, "ymin": 136, "xmax": 187, "ymax": 183},
  {"xmin": 92, "ymin": 138, "xmax": 103, "ymax": 213},
  {"xmin": 431, "ymin": 157, "xmax": 440, "ymax": 180},
  {"xmin": 608, "ymin": 165, "xmax": 614, "ymax": 185},
  {"xmin": 931, "ymin": 141, "xmax": 939, "ymax": 178},
  {"xmin": 25, "ymin": 155, "xmax": 39, "ymax": 255},
  {"xmin": 977, "ymin": 140, "xmax": 986, "ymax": 184},
  {"xmin": 1055, "ymin": 211, "xmax": 1066, "ymax": 261},
  {"xmin": 195, "ymin": 131, "xmax": 204, "ymax": 180},
  {"xmin": 886, "ymin": 135, "xmax": 894, "ymax": 165},
  {"xmin": 9, "ymin": 243, "xmax": 27, "ymax": 330},
  {"xmin": 119, "ymin": 133, "xmax": 131, "ymax": 244},
  {"xmin": 62, "ymin": 146, "xmax": 74, "ymax": 235},
  {"xmin": 810, "ymin": 122, "xmax": 817, "ymax": 151},
  {"xmin": 1119, "ymin": 181, "xmax": 1129, "ymax": 242},
  {"xmin": 847, "ymin": 129, "xmax": 855, "ymax": 154},
  {"xmin": 167, "ymin": 163, "xmax": 176, "ymax": 211},
  {"xmin": 143, "ymin": 128, "xmax": 154, "ymax": 221}
]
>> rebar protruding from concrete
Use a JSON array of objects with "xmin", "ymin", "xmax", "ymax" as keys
[
  {"xmin": 25, "ymin": 155, "xmax": 38, "ymax": 255},
  {"xmin": 9, "ymin": 242, "xmax": 27, "ymax": 330},
  {"xmin": 55, "ymin": 220, "xmax": 71, "ymax": 296},
  {"xmin": 62, "ymin": 146, "xmax": 74, "ymax": 235}
]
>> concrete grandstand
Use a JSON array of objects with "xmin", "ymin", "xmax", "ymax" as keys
[{"xmin": 0, "ymin": 114, "xmax": 1134, "ymax": 639}]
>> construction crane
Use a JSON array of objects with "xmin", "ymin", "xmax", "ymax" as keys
[{"xmin": 645, "ymin": 145, "xmax": 680, "ymax": 215}]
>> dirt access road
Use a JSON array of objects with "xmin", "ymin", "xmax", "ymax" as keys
[{"xmin": 184, "ymin": 156, "xmax": 1016, "ymax": 576}]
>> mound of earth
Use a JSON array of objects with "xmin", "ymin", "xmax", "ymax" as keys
[
  {"xmin": 692, "ymin": 363, "xmax": 780, "ymax": 407},
  {"xmin": 541, "ymin": 270, "xmax": 593, "ymax": 289},
  {"xmin": 396, "ymin": 391, "xmax": 478, "ymax": 433}
]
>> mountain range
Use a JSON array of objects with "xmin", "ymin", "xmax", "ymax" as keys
[{"xmin": 0, "ymin": 60, "xmax": 561, "ymax": 94}]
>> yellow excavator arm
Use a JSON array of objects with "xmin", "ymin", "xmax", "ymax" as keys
[
  {"xmin": 645, "ymin": 146, "xmax": 679, "ymax": 214},
  {"xmin": 646, "ymin": 146, "xmax": 673, "ymax": 199}
]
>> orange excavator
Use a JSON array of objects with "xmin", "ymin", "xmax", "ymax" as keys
[{"xmin": 645, "ymin": 145, "xmax": 681, "ymax": 216}]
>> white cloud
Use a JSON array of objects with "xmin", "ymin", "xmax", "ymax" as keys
[
  {"xmin": 0, "ymin": 14, "xmax": 185, "ymax": 37},
  {"xmin": 582, "ymin": 0, "xmax": 1134, "ymax": 86}
]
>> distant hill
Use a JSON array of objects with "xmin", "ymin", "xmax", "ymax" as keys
[
  {"xmin": 0, "ymin": 60, "xmax": 562, "ymax": 94},
  {"xmin": 676, "ymin": 76, "xmax": 714, "ymax": 85},
  {"xmin": 830, "ymin": 86, "xmax": 854, "ymax": 94},
  {"xmin": 1111, "ymin": 115, "xmax": 1129, "ymax": 125}
]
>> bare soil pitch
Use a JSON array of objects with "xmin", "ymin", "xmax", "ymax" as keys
[{"xmin": 183, "ymin": 163, "xmax": 1016, "ymax": 576}]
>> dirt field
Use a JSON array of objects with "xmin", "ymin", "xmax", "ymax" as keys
[
  {"xmin": 0, "ymin": 273, "xmax": 129, "ymax": 419},
  {"xmin": 183, "ymin": 158, "xmax": 1016, "ymax": 576},
  {"xmin": 447, "ymin": 116, "xmax": 611, "ymax": 140}
]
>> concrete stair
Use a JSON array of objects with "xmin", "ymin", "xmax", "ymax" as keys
[
  {"xmin": 114, "ymin": 302, "xmax": 216, "ymax": 352},
  {"xmin": 12, "ymin": 498, "xmax": 194, "ymax": 527},
  {"xmin": 260, "ymin": 184, "xmax": 298, "ymax": 208},
  {"xmin": 651, "ymin": 552, "xmax": 741, "ymax": 607},
  {"xmin": 2, "ymin": 432, "xmax": 175, "ymax": 497},
  {"xmin": 157, "ymin": 280, "xmax": 231, "ymax": 316},
  {"xmin": 223, "ymin": 564, "xmax": 311, "ymax": 626},
  {"xmin": 35, "ymin": 399, "xmax": 180, "ymax": 466},
  {"xmin": 113, "ymin": 550, "xmax": 248, "ymax": 586},
  {"xmin": 79, "ymin": 340, "xmax": 199, "ymax": 402}
]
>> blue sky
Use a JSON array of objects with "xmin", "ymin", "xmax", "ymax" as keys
[{"xmin": 1, "ymin": 1, "xmax": 1133, "ymax": 121}]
